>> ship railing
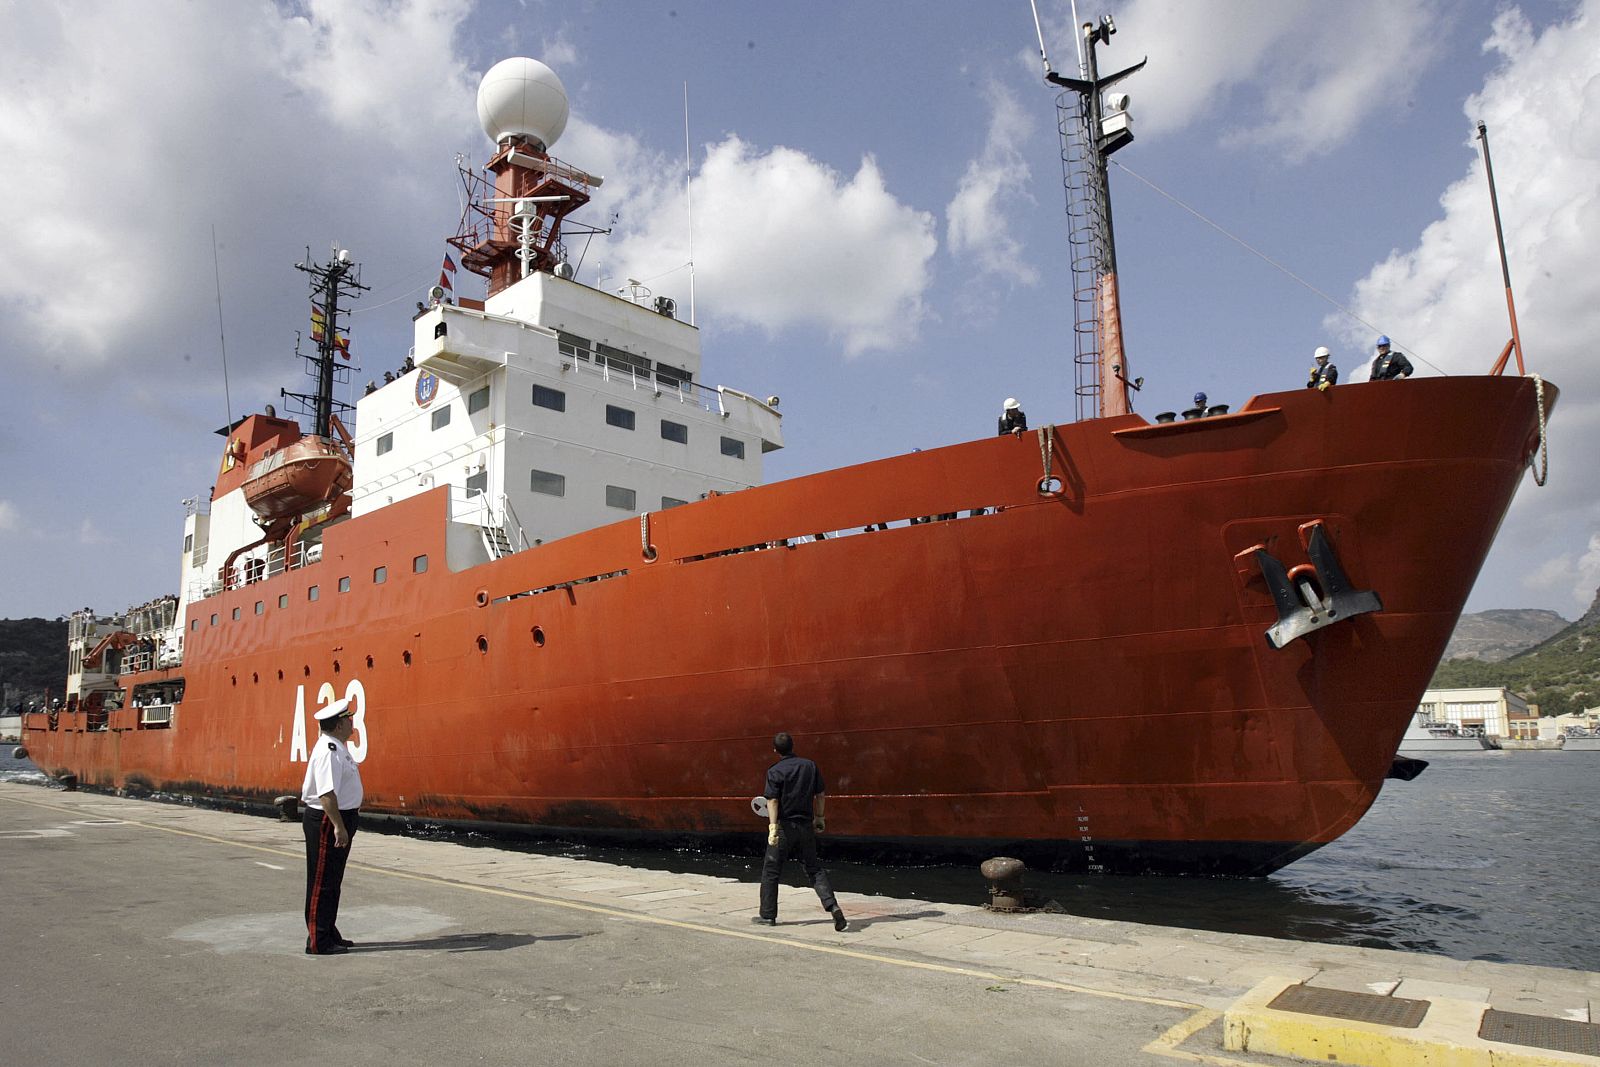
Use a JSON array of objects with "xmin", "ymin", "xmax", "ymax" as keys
[{"xmin": 561, "ymin": 354, "xmax": 719, "ymax": 412}]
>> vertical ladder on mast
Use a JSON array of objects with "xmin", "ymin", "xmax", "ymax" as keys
[
  {"xmin": 1035, "ymin": 8, "xmax": 1144, "ymax": 422},
  {"xmin": 1055, "ymin": 91, "xmax": 1109, "ymax": 423}
]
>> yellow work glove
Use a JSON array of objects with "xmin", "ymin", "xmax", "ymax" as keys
[
  {"xmin": 767, "ymin": 823, "xmax": 780, "ymax": 846},
  {"xmin": 1317, "ymin": 380, "xmax": 1330, "ymax": 392},
  {"xmin": 813, "ymin": 816, "xmax": 826, "ymax": 833}
]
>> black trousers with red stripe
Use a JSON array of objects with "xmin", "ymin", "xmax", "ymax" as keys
[{"xmin": 303, "ymin": 807, "xmax": 360, "ymax": 952}]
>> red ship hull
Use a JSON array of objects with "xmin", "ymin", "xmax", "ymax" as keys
[{"xmin": 24, "ymin": 376, "xmax": 1552, "ymax": 874}]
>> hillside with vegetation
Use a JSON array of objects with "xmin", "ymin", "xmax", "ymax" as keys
[
  {"xmin": 0, "ymin": 617, "xmax": 69, "ymax": 709},
  {"xmin": 1432, "ymin": 590, "xmax": 1600, "ymax": 717}
]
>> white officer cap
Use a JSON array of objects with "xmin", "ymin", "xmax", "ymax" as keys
[{"xmin": 314, "ymin": 698, "xmax": 352, "ymax": 722}]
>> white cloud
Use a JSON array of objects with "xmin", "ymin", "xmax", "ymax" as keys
[
  {"xmin": 1057, "ymin": 0, "xmax": 1448, "ymax": 160},
  {"xmin": 0, "ymin": 500, "xmax": 16, "ymax": 532},
  {"xmin": 1339, "ymin": 3, "xmax": 1600, "ymax": 607},
  {"xmin": 78, "ymin": 518, "xmax": 112, "ymax": 546},
  {"xmin": 1524, "ymin": 532, "xmax": 1600, "ymax": 613},
  {"xmin": 572, "ymin": 129, "xmax": 939, "ymax": 356},
  {"xmin": 946, "ymin": 81, "xmax": 1040, "ymax": 287},
  {"xmin": 0, "ymin": 1, "xmax": 477, "ymax": 373}
]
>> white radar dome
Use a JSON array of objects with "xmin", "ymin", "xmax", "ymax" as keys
[{"xmin": 476, "ymin": 58, "xmax": 569, "ymax": 151}]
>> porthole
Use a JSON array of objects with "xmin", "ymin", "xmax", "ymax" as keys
[
  {"xmin": 403, "ymin": 650, "xmax": 413, "ymax": 666},
  {"xmin": 252, "ymin": 672, "xmax": 259, "ymax": 684},
  {"xmin": 476, "ymin": 635, "xmax": 489, "ymax": 654},
  {"xmin": 333, "ymin": 660, "xmax": 341, "ymax": 674},
  {"xmin": 532, "ymin": 626, "xmax": 546, "ymax": 648},
  {"xmin": 365, "ymin": 655, "xmax": 374, "ymax": 669},
  {"xmin": 277, "ymin": 669, "xmax": 284, "ymax": 681}
]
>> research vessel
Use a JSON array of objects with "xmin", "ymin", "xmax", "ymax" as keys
[{"xmin": 22, "ymin": 34, "xmax": 1557, "ymax": 874}]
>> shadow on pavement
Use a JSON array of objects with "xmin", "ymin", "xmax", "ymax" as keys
[{"xmin": 351, "ymin": 931, "xmax": 589, "ymax": 953}]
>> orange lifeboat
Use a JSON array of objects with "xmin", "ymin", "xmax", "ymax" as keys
[{"xmin": 240, "ymin": 435, "xmax": 352, "ymax": 521}]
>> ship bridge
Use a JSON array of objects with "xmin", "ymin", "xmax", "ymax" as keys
[{"xmin": 348, "ymin": 269, "xmax": 782, "ymax": 566}]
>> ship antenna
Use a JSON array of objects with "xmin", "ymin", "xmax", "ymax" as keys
[
  {"xmin": 1475, "ymin": 122, "xmax": 1526, "ymax": 377},
  {"xmin": 684, "ymin": 81, "xmax": 697, "ymax": 326},
  {"xmin": 211, "ymin": 224, "xmax": 233, "ymax": 430},
  {"xmin": 1041, "ymin": 12, "xmax": 1144, "ymax": 420}
]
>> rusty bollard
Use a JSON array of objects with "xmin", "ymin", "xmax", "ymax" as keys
[
  {"xmin": 981, "ymin": 856, "xmax": 1029, "ymax": 912},
  {"xmin": 273, "ymin": 795, "xmax": 301, "ymax": 821}
]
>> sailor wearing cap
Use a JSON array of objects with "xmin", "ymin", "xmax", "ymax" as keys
[
  {"xmin": 301, "ymin": 697, "xmax": 364, "ymax": 956},
  {"xmin": 997, "ymin": 397, "xmax": 1028, "ymax": 436}
]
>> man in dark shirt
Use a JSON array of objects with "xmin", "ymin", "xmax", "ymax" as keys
[
  {"xmin": 1369, "ymin": 335, "xmax": 1414, "ymax": 381},
  {"xmin": 755, "ymin": 732, "xmax": 847, "ymax": 931},
  {"xmin": 1306, "ymin": 346, "xmax": 1337, "ymax": 391},
  {"xmin": 997, "ymin": 397, "xmax": 1027, "ymax": 436}
]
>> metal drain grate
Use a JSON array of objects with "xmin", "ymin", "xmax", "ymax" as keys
[
  {"xmin": 1267, "ymin": 984, "xmax": 1429, "ymax": 1029},
  {"xmin": 1480, "ymin": 1009, "xmax": 1600, "ymax": 1056}
]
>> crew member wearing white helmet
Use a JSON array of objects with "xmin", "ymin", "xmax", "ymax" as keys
[
  {"xmin": 997, "ymin": 397, "xmax": 1028, "ymax": 436},
  {"xmin": 301, "ymin": 697, "xmax": 364, "ymax": 955},
  {"xmin": 1369, "ymin": 335, "xmax": 1414, "ymax": 381},
  {"xmin": 1306, "ymin": 346, "xmax": 1338, "ymax": 391}
]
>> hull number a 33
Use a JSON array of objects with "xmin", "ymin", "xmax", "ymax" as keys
[{"xmin": 289, "ymin": 681, "xmax": 368, "ymax": 764}]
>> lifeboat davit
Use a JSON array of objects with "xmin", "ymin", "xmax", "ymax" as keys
[{"xmin": 240, "ymin": 435, "xmax": 352, "ymax": 521}]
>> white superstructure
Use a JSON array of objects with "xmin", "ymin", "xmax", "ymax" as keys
[{"xmin": 350, "ymin": 271, "xmax": 782, "ymax": 563}]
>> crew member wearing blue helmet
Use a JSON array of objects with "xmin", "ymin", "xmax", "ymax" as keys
[{"xmin": 1369, "ymin": 335, "xmax": 1414, "ymax": 381}]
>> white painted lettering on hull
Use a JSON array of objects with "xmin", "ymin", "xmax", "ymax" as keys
[{"xmin": 289, "ymin": 680, "xmax": 369, "ymax": 764}]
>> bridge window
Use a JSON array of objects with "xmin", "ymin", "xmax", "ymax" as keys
[
  {"xmin": 308, "ymin": 585, "xmax": 319, "ymax": 601},
  {"xmin": 232, "ymin": 607, "xmax": 241, "ymax": 621},
  {"xmin": 605, "ymin": 405, "xmax": 635, "ymax": 430},
  {"xmin": 279, "ymin": 594, "xmax": 288, "ymax": 608},
  {"xmin": 606, "ymin": 485, "xmax": 637, "ymax": 511},
  {"xmin": 467, "ymin": 386, "xmax": 489, "ymax": 414},
  {"xmin": 466, "ymin": 471, "xmax": 487, "ymax": 498},
  {"xmin": 660, "ymin": 419, "xmax": 688, "ymax": 444},
  {"xmin": 338, "ymin": 576, "xmax": 351, "ymax": 593},
  {"xmin": 662, "ymin": 496, "xmax": 687, "ymax": 509},
  {"xmin": 413, "ymin": 554, "xmax": 429, "ymax": 574},
  {"xmin": 532, "ymin": 384, "xmax": 565, "ymax": 411},
  {"xmin": 373, "ymin": 566, "xmax": 387, "ymax": 585},
  {"xmin": 255, "ymin": 601, "xmax": 264, "ymax": 615},
  {"xmin": 431, "ymin": 406, "xmax": 451, "ymax": 431},
  {"xmin": 434, "ymin": 321, "xmax": 448, "ymax": 339},
  {"xmin": 720, "ymin": 436, "xmax": 746, "ymax": 460},
  {"xmin": 531, "ymin": 469, "xmax": 566, "ymax": 497},
  {"xmin": 376, "ymin": 432, "xmax": 393, "ymax": 456}
]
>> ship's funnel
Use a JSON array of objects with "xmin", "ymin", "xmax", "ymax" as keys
[{"xmin": 477, "ymin": 58, "xmax": 569, "ymax": 151}]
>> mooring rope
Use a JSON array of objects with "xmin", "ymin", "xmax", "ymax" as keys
[{"xmin": 1038, "ymin": 425, "xmax": 1055, "ymax": 488}]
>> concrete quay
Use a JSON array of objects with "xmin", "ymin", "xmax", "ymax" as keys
[{"xmin": 3, "ymin": 781, "xmax": 1597, "ymax": 1066}]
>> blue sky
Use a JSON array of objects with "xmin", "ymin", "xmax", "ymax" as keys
[{"xmin": 1, "ymin": 0, "xmax": 1596, "ymax": 620}]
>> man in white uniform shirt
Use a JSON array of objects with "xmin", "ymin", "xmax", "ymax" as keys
[{"xmin": 301, "ymin": 697, "xmax": 363, "ymax": 955}]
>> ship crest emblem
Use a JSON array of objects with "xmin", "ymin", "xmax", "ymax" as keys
[{"xmin": 415, "ymin": 371, "xmax": 440, "ymax": 408}]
